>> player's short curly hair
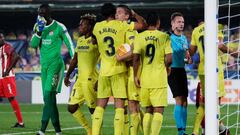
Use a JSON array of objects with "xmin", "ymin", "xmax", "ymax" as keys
[
  {"xmin": 80, "ymin": 13, "xmax": 96, "ymax": 29},
  {"xmin": 101, "ymin": 3, "xmax": 116, "ymax": 19},
  {"xmin": 146, "ymin": 12, "xmax": 160, "ymax": 26}
]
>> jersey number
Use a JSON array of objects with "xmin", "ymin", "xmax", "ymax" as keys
[
  {"xmin": 199, "ymin": 36, "xmax": 205, "ymax": 54},
  {"xmin": 146, "ymin": 44, "xmax": 155, "ymax": 64},
  {"xmin": 104, "ymin": 36, "xmax": 115, "ymax": 56}
]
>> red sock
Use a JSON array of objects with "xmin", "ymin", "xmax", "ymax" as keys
[{"xmin": 9, "ymin": 98, "xmax": 23, "ymax": 124}]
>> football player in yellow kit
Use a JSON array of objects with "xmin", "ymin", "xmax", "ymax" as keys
[
  {"xmin": 133, "ymin": 12, "xmax": 172, "ymax": 135},
  {"xmin": 91, "ymin": 3, "xmax": 146, "ymax": 135},
  {"xmin": 115, "ymin": 4, "xmax": 144, "ymax": 135},
  {"xmin": 189, "ymin": 21, "xmax": 238, "ymax": 135},
  {"xmin": 64, "ymin": 14, "xmax": 99, "ymax": 135}
]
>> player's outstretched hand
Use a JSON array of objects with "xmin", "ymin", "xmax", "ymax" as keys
[
  {"xmin": 134, "ymin": 76, "xmax": 141, "ymax": 88},
  {"xmin": 64, "ymin": 76, "xmax": 71, "ymax": 87},
  {"xmin": 36, "ymin": 15, "xmax": 46, "ymax": 32},
  {"xmin": 185, "ymin": 51, "xmax": 193, "ymax": 64}
]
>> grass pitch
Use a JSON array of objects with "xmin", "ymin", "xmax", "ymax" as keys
[{"xmin": 0, "ymin": 104, "xmax": 239, "ymax": 135}]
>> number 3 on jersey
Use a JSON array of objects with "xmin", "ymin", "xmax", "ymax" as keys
[
  {"xmin": 146, "ymin": 44, "xmax": 155, "ymax": 64},
  {"xmin": 104, "ymin": 36, "xmax": 115, "ymax": 56}
]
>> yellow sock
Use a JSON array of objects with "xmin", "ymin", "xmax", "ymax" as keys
[
  {"xmin": 193, "ymin": 105, "xmax": 204, "ymax": 134},
  {"xmin": 150, "ymin": 113, "xmax": 163, "ymax": 135},
  {"xmin": 92, "ymin": 107, "xmax": 104, "ymax": 135},
  {"xmin": 124, "ymin": 113, "xmax": 129, "ymax": 135},
  {"xmin": 72, "ymin": 109, "xmax": 91, "ymax": 132},
  {"xmin": 114, "ymin": 108, "xmax": 124, "ymax": 135},
  {"xmin": 130, "ymin": 113, "xmax": 140, "ymax": 135},
  {"xmin": 143, "ymin": 113, "xmax": 152, "ymax": 135}
]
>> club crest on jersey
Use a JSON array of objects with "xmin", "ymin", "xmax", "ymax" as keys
[{"xmin": 49, "ymin": 31, "xmax": 54, "ymax": 36}]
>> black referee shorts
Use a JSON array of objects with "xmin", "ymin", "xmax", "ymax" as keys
[{"xmin": 168, "ymin": 68, "xmax": 188, "ymax": 98}]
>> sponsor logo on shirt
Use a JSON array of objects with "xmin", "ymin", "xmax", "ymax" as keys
[
  {"xmin": 42, "ymin": 39, "xmax": 52, "ymax": 45},
  {"xmin": 77, "ymin": 45, "xmax": 90, "ymax": 51}
]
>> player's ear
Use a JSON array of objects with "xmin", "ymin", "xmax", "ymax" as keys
[
  {"xmin": 171, "ymin": 20, "xmax": 174, "ymax": 26},
  {"xmin": 126, "ymin": 14, "xmax": 130, "ymax": 20}
]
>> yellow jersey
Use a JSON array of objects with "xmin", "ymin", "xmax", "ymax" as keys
[
  {"xmin": 133, "ymin": 30, "xmax": 172, "ymax": 88},
  {"xmin": 93, "ymin": 20, "xmax": 134, "ymax": 76},
  {"xmin": 125, "ymin": 29, "xmax": 138, "ymax": 46},
  {"xmin": 75, "ymin": 36, "xmax": 99, "ymax": 81},
  {"xmin": 191, "ymin": 23, "xmax": 224, "ymax": 75}
]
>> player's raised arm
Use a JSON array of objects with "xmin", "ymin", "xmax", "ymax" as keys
[
  {"xmin": 31, "ymin": 19, "xmax": 45, "ymax": 48},
  {"xmin": 218, "ymin": 37, "xmax": 239, "ymax": 58},
  {"xmin": 131, "ymin": 10, "xmax": 147, "ymax": 30},
  {"xmin": 30, "ymin": 9, "xmax": 47, "ymax": 48}
]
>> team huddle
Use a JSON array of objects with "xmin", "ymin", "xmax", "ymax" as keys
[{"xmin": 1, "ymin": 2, "xmax": 233, "ymax": 135}]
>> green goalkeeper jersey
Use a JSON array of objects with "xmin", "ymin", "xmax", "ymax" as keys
[{"xmin": 31, "ymin": 20, "xmax": 74, "ymax": 64}]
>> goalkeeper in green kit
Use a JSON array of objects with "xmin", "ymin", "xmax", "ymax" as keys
[{"xmin": 31, "ymin": 4, "xmax": 74, "ymax": 135}]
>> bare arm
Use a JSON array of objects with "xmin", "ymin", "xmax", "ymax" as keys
[
  {"xmin": 64, "ymin": 53, "xmax": 78, "ymax": 86},
  {"xmin": 116, "ymin": 51, "xmax": 133, "ymax": 62},
  {"xmin": 165, "ymin": 53, "xmax": 172, "ymax": 68},
  {"xmin": 132, "ymin": 10, "xmax": 147, "ymax": 30},
  {"xmin": 218, "ymin": 39, "xmax": 239, "ymax": 58},
  {"xmin": 133, "ymin": 53, "xmax": 141, "ymax": 88},
  {"xmin": 189, "ymin": 45, "xmax": 198, "ymax": 56},
  {"xmin": 3, "ymin": 51, "xmax": 20, "ymax": 77},
  {"xmin": 116, "ymin": 44, "xmax": 134, "ymax": 62}
]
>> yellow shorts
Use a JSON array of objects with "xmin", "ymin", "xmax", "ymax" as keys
[
  {"xmin": 199, "ymin": 74, "xmax": 225, "ymax": 98},
  {"xmin": 68, "ymin": 79, "xmax": 97, "ymax": 108},
  {"xmin": 127, "ymin": 76, "xmax": 140, "ymax": 101},
  {"xmin": 140, "ymin": 87, "xmax": 168, "ymax": 107},
  {"xmin": 98, "ymin": 72, "xmax": 127, "ymax": 99}
]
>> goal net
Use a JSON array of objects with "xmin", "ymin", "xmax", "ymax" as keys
[{"xmin": 218, "ymin": 0, "xmax": 240, "ymax": 134}]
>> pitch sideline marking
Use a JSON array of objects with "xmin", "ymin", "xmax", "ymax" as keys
[{"xmin": 1, "ymin": 125, "xmax": 194, "ymax": 135}]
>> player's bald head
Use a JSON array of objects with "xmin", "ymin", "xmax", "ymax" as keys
[{"xmin": 38, "ymin": 4, "xmax": 51, "ymax": 19}]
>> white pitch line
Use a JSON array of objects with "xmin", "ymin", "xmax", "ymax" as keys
[
  {"xmin": 0, "ymin": 111, "xmax": 196, "ymax": 115},
  {"xmin": 0, "ymin": 125, "xmax": 194, "ymax": 135},
  {"xmin": 0, "ymin": 126, "xmax": 84, "ymax": 135}
]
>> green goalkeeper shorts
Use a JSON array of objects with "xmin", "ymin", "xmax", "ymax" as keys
[{"xmin": 41, "ymin": 58, "xmax": 64, "ymax": 94}]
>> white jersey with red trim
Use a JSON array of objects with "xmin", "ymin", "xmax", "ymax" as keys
[{"xmin": 0, "ymin": 43, "xmax": 15, "ymax": 78}]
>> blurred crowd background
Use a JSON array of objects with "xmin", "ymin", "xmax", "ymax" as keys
[{"xmin": 0, "ymin": 0, "xmax": 239, "ymax": 72}]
